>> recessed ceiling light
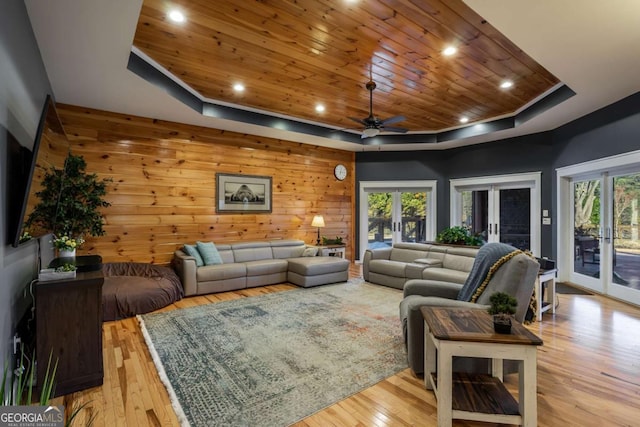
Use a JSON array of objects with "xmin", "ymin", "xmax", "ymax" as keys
[
  {"xmin": 315, "ymin": 104, "xmax": 325, "ymax": 113},
  {"xmin": 233, "ymin": 83, "xmax": 245, "ymax": 92},
  {"xmin": 459, "ymin": 117, "xmax": 469, "ymax": 124},
  {"xmin": 500, "ymin": 80, "xmax": 514, "ymax": 89},
  {"xmin": 443, "ymin": 46, "xmax": 457, "ymax": 56},
  {"xmin": 168, "ymin": 10, "xmax": 185, "ymax": 23}
]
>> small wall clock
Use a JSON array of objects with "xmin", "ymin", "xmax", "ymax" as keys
[{"xmin": 334, "ymin": 164, "xmax": 347, "ymax": 181}]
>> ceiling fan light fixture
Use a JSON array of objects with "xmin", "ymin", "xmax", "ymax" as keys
[{"xmin": 363, "ymin": 127, "xmax": 380, "ymax": 138}]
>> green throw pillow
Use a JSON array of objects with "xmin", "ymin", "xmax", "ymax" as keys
[
  {"xmin": 183, "ymin": 244, "xmax": 204, "ymax": 267},
  {"xmin": 197, "ymin": 241, "xmax": 223, "ymax": 265}
]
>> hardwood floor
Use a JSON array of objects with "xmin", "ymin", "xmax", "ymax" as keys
[{"xmin": 60, "ymin": 263, "xmax": 640, "ymax": 426}]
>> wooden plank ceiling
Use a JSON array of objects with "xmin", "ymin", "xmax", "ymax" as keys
[{"xmin": 133, "ymin": 0, "xmax": 560, "ymax": 133}]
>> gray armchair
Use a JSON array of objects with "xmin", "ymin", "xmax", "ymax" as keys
[{"xmin": 398, "ymin": 251, "xmax": 540, "ymax": 374}]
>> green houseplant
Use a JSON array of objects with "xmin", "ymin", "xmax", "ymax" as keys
[
  {"xmin": 436, "ymin": 226, "xmax": 483, "ymax": 246},
  {"xmin": 2, "ymin": 347, "xmax": 94, "ymax": 425},
  {"xmin": 322, "ymin": 236, "xmax": 343, "ymax": 245},
  {"xmin": 487, "ymin": 292, "xmax": 518, "ymax": 334},
  {"xmin": 25, "ymin": 153, "xmax": 111, "ymax": 247}
]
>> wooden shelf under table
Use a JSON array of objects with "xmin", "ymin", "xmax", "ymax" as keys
[{"xmin": 431, "ymin": 372, "xmax": 520, "ymax": 416}]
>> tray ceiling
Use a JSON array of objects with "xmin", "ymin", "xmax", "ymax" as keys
[
  {"xmin": 24, "ymin": 0, "xmax": 640, "ymax": 151},
  {"xmin": 132, "ymin": 0, "xmax": 560, "ymax": 136}
]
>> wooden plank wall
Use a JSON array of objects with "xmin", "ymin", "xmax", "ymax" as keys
[{"xmin": 56, "ymin": 104, "xmax": 355, "ymax": 265}]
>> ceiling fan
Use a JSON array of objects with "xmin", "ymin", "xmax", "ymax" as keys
[{"xmin": 349, "ymin": 75, "xmax": 408, "ymax": 139}]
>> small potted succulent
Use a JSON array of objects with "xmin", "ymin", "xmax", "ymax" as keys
[{"xmin": 487, "ymin": 292, "xmax": 518, "ymax": 334}]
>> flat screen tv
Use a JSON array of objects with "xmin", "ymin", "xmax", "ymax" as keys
[
  {"xmin": 5, "ymin": 130, "xmax": 31, "ymax": 245},
  {"xmin": 10, "ymin": 95, "xmax": 70, "ymax": 247}
]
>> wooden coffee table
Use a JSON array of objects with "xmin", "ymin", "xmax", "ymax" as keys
[{"xmin": 421, "ymin": 307, "xmax": 543, "ymax": 427}]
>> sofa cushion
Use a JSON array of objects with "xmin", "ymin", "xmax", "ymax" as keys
[
  {"xmin": 413, "ymin": 258, "xmax": 443, "ymax": 267},
  {"xmin": 442, "ymin": 251, "xmax": 477, "ymax": 272},
  {"xmin": 183, "ymin": 244, "xmax": 204, "ymax": 267},
  {"xmin": 232, "ymin": 242, "xmax": 273, "ymax": 262},
  {"xmin": 287, "ymin": 257, "xmax": 349, "ymax": 276},
  {"xmin": 197, "ymin": 263, "xmax": 246, "ymax": 282},
  {"xmin": 369, "ymin": 259, "xmax": 408, "ymax": 278},
  {"xmin": 244, "ymin": 259, "xmax": 288, "ymax": 277},
  {"xmin": 197, "ymin": 241, "xmax": 223, "ymax": 265},
  {"xmin": 393, "ymin": 242, "xmax": 433, "ymax": 251},
  {"xmin": 215, "ymin": 244, "xmax": 235, "ymax": 264},
  {"xmin": 421, "ymin": 268, "xmax": 469, "ymax": 284},
  {"xmin": 271, "ymin": 239, "xmax": 306, "ymax": 258},
  {"xmin": 389, "ymin": 248, "xmax": 429, "ymax": 263}
]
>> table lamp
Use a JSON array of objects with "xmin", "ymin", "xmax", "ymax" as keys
[{"xmin": 311, "ymin": 215, "xmax": 325, "ymax": 245}]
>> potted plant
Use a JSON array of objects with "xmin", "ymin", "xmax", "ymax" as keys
[
  {"xmin": 1, "ymin": 346, "xmax": 94, "ymax": 425},
  {"xmin": 52, "ymin": 235, "xmax": 85, "ymax": 258},
  {"xmin": 436, "ymin": 225, "xmax": 483, "ymax": 246},
  {"xmin": 25, "ymin": 153, "xmax": 111, "ymax": 255},
  {"xmin": 487, "ymin": 292, "xmax": 518, "ymax": 334},
  {"xmin": 322, "ymin": 236, "xmax": 343, "ymax": 245}
]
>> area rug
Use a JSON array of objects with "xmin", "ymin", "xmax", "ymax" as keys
[
  {"xmin": 138, "ymin": 280, "xmax": 406, "ymax": 426},
  {"xmin": 556, "ymin": 282, "xmax": 593, "ymax": 295}
]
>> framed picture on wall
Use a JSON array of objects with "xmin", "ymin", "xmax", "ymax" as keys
[{"xmin": 216, "ymin": 173, "xmax": 272, "ymax": 213}]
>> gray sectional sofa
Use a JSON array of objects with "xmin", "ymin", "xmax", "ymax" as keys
[
  {"xmin": 173, "ymin": 239, "xmax": 349, "ymax": 296},
  {"xmin": 362, "ymin": 242, "xmax": 479, "ymax": 289}
]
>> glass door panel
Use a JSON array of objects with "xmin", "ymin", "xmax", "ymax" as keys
[
  {"xmin": 571, "ymin": 178, "xmax": 604, "ymax": 292},
  {"xmin": 367, "ymin": 192, "xmax": 392, "ymax": 249},
  {"xmin": 400, "ymin": 191, "xmax": 427, "ymax": 243},
  {"xmin": 499, "ymin": 188, "xmax": 531, "ymax": 251},
  {"xmin": 451, "ymin": 173, "xmax": 540, "ymax": 255},
  {"xmin": 558, "ymin": 152, "xmax": 640, "ymax": 306},
  {"xmin": 610, "ymin": 173, "xmax": 640, "ymax": 303},
  {"xmin": 458, "ymin": 187, "xmax": 532, "ymax": 250},
  {"xmin": 461, "ymin": 190, "xmax": 488, "ymax": 240},
  {"xmin": 360, "ymin": 180, "xmax": 437, "ymax": 260}
]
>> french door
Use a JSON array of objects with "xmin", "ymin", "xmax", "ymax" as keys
[
  {"xmin": 359, "ymin": 181, "xmax": 437, "ymax": 260},
  {"xmin": 451, "ymin": 173, "xmax": 541, "ymax": 255},
  {"xmin": 558, "ymin": 151, "xmax": 640, "ymax": 306}
]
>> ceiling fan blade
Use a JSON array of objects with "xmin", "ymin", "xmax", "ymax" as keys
[
  {"xmin": 380, "ymin": 115, "xmax": 406, "ymax": 125},
  {"xmin": 381, "ymin": 126, "xmax": 408, "ymax": 133},
  {"xmin": 348, "ymin": 117, "xmax": 367, "ymax": 125}
]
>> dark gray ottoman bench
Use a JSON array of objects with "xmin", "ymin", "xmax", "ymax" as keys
[{"xmin": 287, "ymin": 257, "xmax": 350, "ymax": 287}]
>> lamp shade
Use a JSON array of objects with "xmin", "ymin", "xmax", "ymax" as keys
[{"xmin": 311, "ymin": 215, "xmax": 325, "ymax": 228}]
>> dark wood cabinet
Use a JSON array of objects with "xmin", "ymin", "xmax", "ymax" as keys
[{"xmin": 35, "ymin": 269, "xmax": 104, "ymax": 397}]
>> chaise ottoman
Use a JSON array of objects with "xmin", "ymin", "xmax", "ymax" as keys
[{"xmin": 287, "ymin": 257, "xmax": 350, "ymax": 288}]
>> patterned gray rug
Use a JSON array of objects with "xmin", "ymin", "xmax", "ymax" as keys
[{"xmin": 138, "ymin": 280, "xmax": 406, "ymax": 426}]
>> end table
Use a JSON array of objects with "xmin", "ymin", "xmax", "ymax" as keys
[
  {"xmin": 313, "ymin": 244, "xmax": 346, "ymax": 258},
  {"xmin": 535, "ymin": 268, "xmax": 557, "ymax": 321},
  {"xmin": 421, "ymin": 307, "xmax": 543, "ymax": 427}
]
